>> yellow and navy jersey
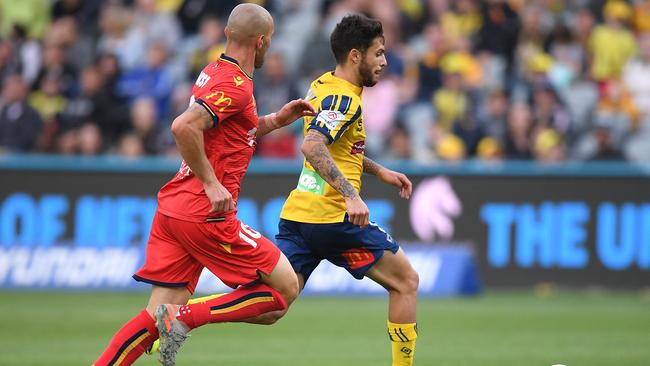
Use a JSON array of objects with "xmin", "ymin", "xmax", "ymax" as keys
[{"xmin": 280, "ymin": 71, "xmax": 366, "ymax": 224}]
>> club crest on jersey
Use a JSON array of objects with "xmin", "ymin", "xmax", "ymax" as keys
[
  {"xmin": 195, "ymin": 72, "xmax": 210, "ymax": 88},
  {"xmin": 233, "ymin": 75, "xmax": 244, "ymax": 87},
  {"xmin": 316, "ymin": 110, "xmax": 344, "ymax": 131},
  {"xmin": 351, "ymin": 140, "xmax": 365, "ymax": 154}
]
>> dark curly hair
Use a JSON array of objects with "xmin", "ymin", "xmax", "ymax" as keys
[{"xmin": 330, "ymin": 14, "xmax": 383, "ymax": 65}]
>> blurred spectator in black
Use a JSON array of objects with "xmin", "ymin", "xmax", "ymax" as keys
[
  {"xmin": 255, "ymin": 51, "xmax": 300, "ymax": 159},
  {"xmin": 51, "ymin": 0, "xmax": 102, "ymax": 35},
  {"xmin": 32, "ymin": 44, "xmax": 76, "ymax": 97},
  {"xmin": 77, "ymin": 122, "xmax": 103, "ymax": 155},
  {"xmin": 505, "ymin": 103, "xmax": 533, "ymax": 159},
  {"xmin": 475, "ymin": 0, "xmax": 520, "ymax": 76},
  {"xmin": 129, "ymin": 97, "xmax": 164, "ymax": 155},
  {"xmin": 97, "ymin": 53, "xmax": 124, "ymax": 101},
  {"xmin": 385, "ymin": 124, "xmax": 411, "ymax": 161},
  {"xmin": 45, "ymin": 17, "xmax": 95, "ymax": 75},
  {"xmin": 29, "ymin": 76, "xmax": 68, "ymax": 151},
  {"xmin": 530, "ymin": 83, "xmax": 571, "ymax": 136},
  {"xmin": 0, "ymin": 75, "xmax": 43, "ymax": 152},
  {"xmin": 58, "ymin": 64, "xmax": 129, "ymax": 145},
  {"xmin": 174, "ymin": 15, "xmax": 225, "ymax": 81},
  {"xmin": 478, "ymin": 88, "xmax": 508, "ymax": 143},
  {"xmin": 176, "ymin": 0, "xmax": 240, "ymax": 35},
  {"xmin": 587, "ymin": 116, "xmax": 625, "ymax": 161},
  {"xmin": 411, "ymin": 23, "xmax": 444, "ymax": 102},
  {"xmin": 118, "ymin": 42, "xmax": 175, "ymax": 119},
  {"xmin": 255, "ymin": 52, "xmax": 299, "ymax": 115},
  {"xmin": 452, "ymin": 109, "xmax": 484, "ymax": 157},
  {"xmin": 118, "ymin": 132, "xmax": 145, "ymax": 158}
]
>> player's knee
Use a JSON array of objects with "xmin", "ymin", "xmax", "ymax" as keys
[
  {"xmin": 258, "ymin": 309, "xmax": 288, "ymax": 325},
  {"xmin": 405, "ymin": 268, "xmax": 419, "ymax": 294},
  {"xmin": 394, "ymin": 268, "xmax": 419, "ymax": 296},
  {"xmin": 279, "ymin": 277, "xmax": 300, "ymax": 305}
]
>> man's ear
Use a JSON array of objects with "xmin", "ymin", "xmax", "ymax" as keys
[
  {"xmin": 257, "ymin": 35, "xmax": 265, "ymax": 49},
  {"xmin": 350, "ymin": 49, "xmax": 360, "ymax": 64}
]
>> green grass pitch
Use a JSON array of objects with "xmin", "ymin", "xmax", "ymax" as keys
[{"xmin": 1, "ymin": 290, "xmax": 649, "ymax": 366}]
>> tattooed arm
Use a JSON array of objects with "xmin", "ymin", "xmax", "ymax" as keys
[
  {"xmin": 362, "ymin": 156, "xmax": 384, "ymax": 176},
  {"xmin": 363, "ymin": 156, "xmax": 413, "ymax": 199},
  {"xmin": 301, "ymin": 129, "xmax": 369, "ymax": 227}
]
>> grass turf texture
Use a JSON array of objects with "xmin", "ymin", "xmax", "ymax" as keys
[{"xmin": 1, "ymin": 291, "xmax": 649, "ymax": 366}]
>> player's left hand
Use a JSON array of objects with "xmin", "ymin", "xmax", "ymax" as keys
[
  {"xmin": 276, "ymin": 99, "xmax": 316, "ymax": 126},
  {"xmin": 377, "ymin": 169, "xmax": 412, "ymax": 199}
]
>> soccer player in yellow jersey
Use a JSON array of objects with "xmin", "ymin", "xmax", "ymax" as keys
[{"xmin": 277, "ymin": 14, "xmax": 419, "ymax": 366}]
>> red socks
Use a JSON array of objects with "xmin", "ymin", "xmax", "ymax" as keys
[
  {"xmin": 93, "ymin": 309, "xmax": 158, "ymax": 366},
  {"xmin": 176, "ymin": 283, "xmax": 288, "ymax": 329}
]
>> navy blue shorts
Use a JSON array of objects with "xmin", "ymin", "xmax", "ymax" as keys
[{"xmin": 275, "ymin": 216, "xmax": 400, "ymax": 282}]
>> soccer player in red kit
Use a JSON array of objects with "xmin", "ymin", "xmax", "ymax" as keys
[{"xmin": 92, "ymin": 4, "xmax": 315, "ymax": 366}]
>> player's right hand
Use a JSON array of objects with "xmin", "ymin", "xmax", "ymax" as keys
[
  {"xmin": 345, "ymin": 195, "xmax": 369, "ymax": 229},
  {"xmin": 204, "ymin": 181, "xmax": 235, "ymax": 213}
]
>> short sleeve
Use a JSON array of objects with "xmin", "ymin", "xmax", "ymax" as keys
[
  {"xmin": 194, "ymin": 80, "xmax": 249, "ymax": 127},
  {"xmin": 308, "ymin": 94, "xmax": 362, "ymax": 143}
]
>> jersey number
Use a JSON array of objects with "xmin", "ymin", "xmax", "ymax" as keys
[{"xmin": 239, "ymin": 222, "xmax": 261, "ymax": 248}]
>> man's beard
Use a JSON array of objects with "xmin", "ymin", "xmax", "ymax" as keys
[{"xmin": 359, "ymin": 58, "xmax": 377, "ymax": 87}]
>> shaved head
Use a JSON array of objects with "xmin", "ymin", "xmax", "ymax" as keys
[{"xmin": 225, "ymin": 3, "xmax": 274, "ymax": 42}]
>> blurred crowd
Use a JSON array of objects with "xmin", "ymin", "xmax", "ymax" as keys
[{"xmin": 1, "ymin": 0, "xmax": 650, "ymax": 163}]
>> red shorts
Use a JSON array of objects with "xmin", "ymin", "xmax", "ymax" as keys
[{"xmin": 134, "ymin": 211, "xmax": 281, "ymax": 293}]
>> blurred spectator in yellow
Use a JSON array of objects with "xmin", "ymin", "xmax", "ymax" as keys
[
  {"xmin": 433, "ymin": 62, "xmax": 468, "ymax": 131},
  {"xmin": 598, "ymin": 79, "xmax": 641, "ymax": 129},
  {"xmin": 436, "ymin": 133, "xmax": 466, "ymax": 161},
  {"xmin": 440, "ymin": 0, "xmax": 482, "ymax": 41},
  {"xmin": 623, "ymin": 32, "xmax": 650, "ymax": 118},
  {"xmin": 633, "ymin": 0, "xmax": 650, "ymax": 32},
  {"xmin": 0, "ymin": 75, "xmax": 44, "ymax": 153},
  {"xmin": 588, "ymin": 0, "xmax": 638, "ymax": 82},
  {"xmin": 29, "ymin": 76, "xmax": 68, "ymax": 123},
  {"xmin": 533, "ymin": 128, "xmax": 565, "ymax": 163},
  {"xmin": 476, "ymin": 136, "xmax": 503, "ymax": 161},
  {"xmin": 0, "ymin": 0, "xmax": 51, "ymax": 39},
  {"xmin": 440, "ymin": 37, "xmax": 484, "ymax": 88}
]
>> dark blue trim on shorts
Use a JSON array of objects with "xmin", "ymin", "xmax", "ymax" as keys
[{"xmin": 132, "ymin": 274, "xmax": 188, "ymax": 288}]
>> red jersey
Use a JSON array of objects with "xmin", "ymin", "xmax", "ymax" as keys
[{"xmin": 157, "ymin": 54, "xmax": 258, "ymax": 223}]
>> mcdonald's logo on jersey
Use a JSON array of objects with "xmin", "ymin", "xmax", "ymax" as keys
[{"xmin": 205, "ymin": 90, "xmax": 232, "ymax": 112}]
